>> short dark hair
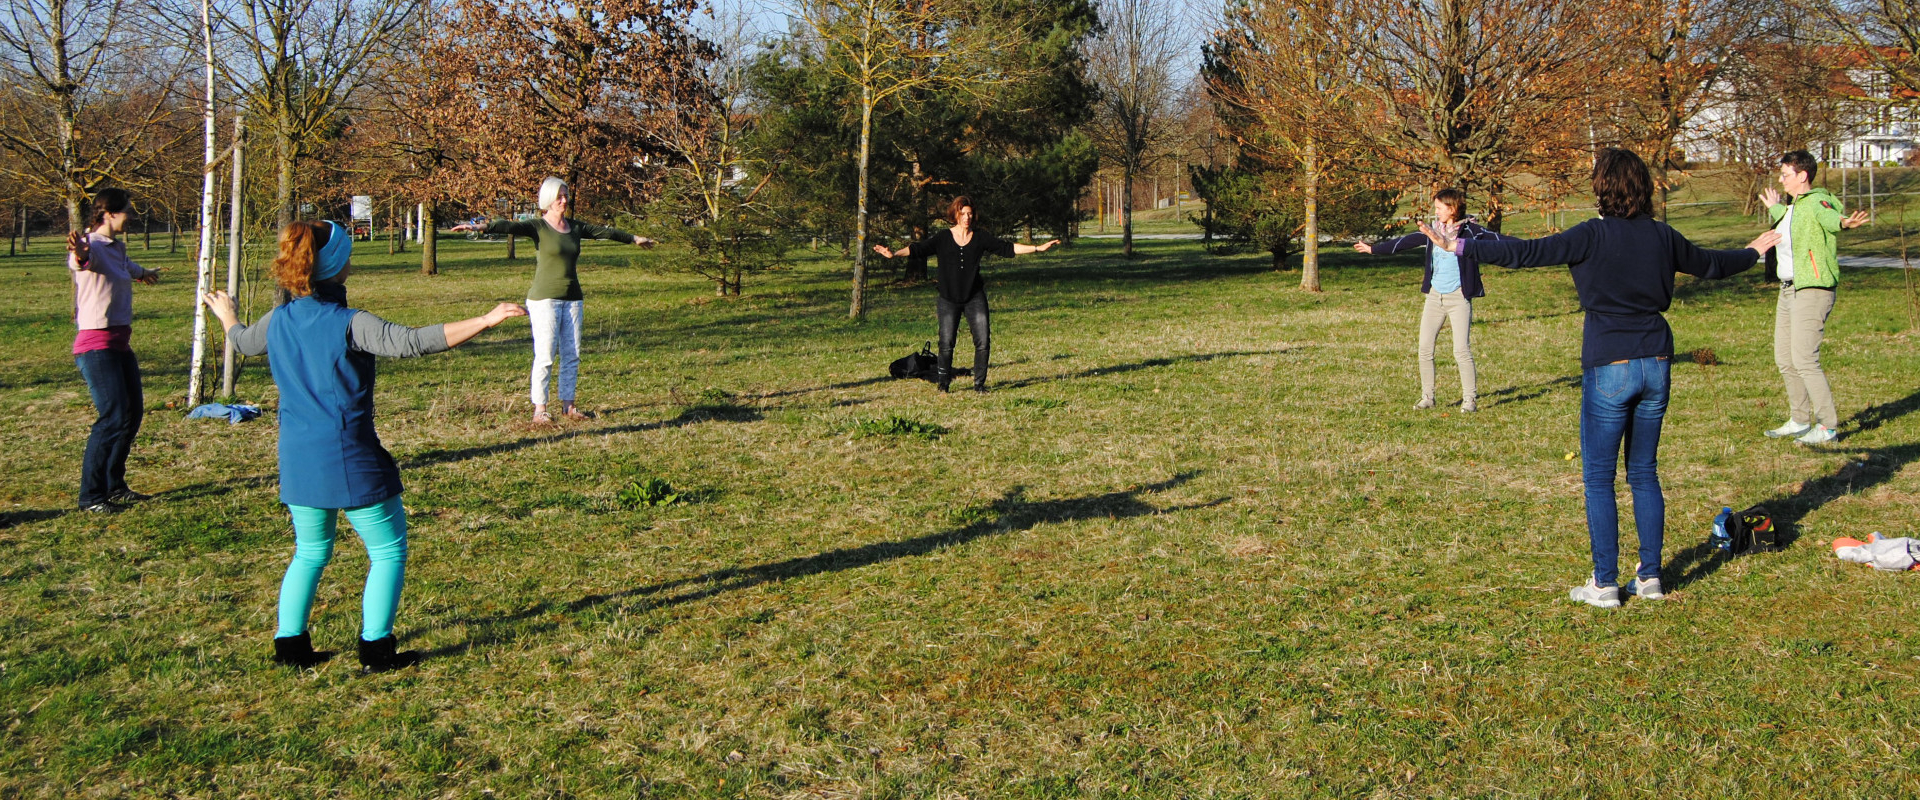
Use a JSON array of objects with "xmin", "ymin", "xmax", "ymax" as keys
[
  {"xmin": 1592, "ymin": 147, "xmax": 1653, "ymax": 219},
  {"xmin": 947, "ymin": 195, "xmax": 975, "ymax": 225},
  {"xmin": 1433, "ymin": 188, "xmax": 1467, "ymax": 217},
  {"xmin": 1780, "ymin": 150, "xmax": 1819, "ymax": 182},
  {"xmin": 88, "ymin": 188, "xmax": 131, "ymax": 228}
]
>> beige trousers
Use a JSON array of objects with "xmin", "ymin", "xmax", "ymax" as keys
[
  {"xmin": 1774, "ymin": 283, "xmax": 1837, "ymax": 428},
  {"xmin": 1418, "ymin": 290, "xmax": 1475, "ymax": 402}
]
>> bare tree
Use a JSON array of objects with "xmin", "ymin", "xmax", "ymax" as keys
[
  {"xmin": 0, "ymin": 0, "xmax": 190, "ymax": 230},
  {"xmin": 1612, "ymin": 0, "xmax": 1761, "ymax": 217},
  {"xmin": 171, "ymin": 0, "xmax": 419, "ymax": 226},
  {"xmin": 787, "ymin": 0, "xmax": 1022, "ymax": 317},
  {"xmin": 424, "ymin": 0, "xmax": 711, "ymax": 230},
  {"xmin": 1085, "ymin": 0, "xmax": 1181, "ymax": 257},
  {"xmin": 1206, "ymin": 0, "xmax": 1359, "ymax": 289},
  {"xmin": 1333, "ymin": 0, "xmax": 1624, "ymax": 229}
]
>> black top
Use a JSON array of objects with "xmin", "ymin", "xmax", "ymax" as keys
[
  {"xmin": 905, "ymin": 229, "xmax": 1017, "ymax": 303},
  {"xmin": 1462, "ymin": 215, "xmax": 1759, "ymax": 368}
]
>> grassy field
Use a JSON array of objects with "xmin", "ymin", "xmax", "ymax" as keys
[{"xmin": 3, "ymin": 205, "xmax": 1920, "ymax": 797}]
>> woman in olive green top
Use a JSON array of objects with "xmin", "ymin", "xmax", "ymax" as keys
[{"xmin": 454, "ymin": 177, "xmax": 652, "ymax": 423}]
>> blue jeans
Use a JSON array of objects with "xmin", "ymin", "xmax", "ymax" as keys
[
  {"xmin": 1580, "ymin": 356, "xmax": 1669, "ymax": 588},
  {"xmin": 75, "ymin": 349, "xmax": 143, "ymax": 507}
]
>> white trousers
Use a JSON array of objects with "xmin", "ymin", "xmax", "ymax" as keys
[{"xmin": 526, "ymin": 298, "xmax": 583, "ymax": 406}]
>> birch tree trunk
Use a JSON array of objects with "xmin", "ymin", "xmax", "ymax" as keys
[
  {"xmin": 187, "ymin": 0, "xmax": 218, "ymax": 406},
  {"xmin": 220, "ymin": 116, "xmax": 245, "ymax": 397}
]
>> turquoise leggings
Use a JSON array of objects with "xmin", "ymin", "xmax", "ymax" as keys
[{"xmin": 276, "ymin": 496, "xmax": 408, "ymax": 641}]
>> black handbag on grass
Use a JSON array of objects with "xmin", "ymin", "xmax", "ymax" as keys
[{"xmin": 1727, "ymin": 505, "xmax": 1780, "ymax": 554}]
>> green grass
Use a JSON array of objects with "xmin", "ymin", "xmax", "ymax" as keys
[{"xmin": 4, "ymin": 204, "xmax": 1920, "ymax": 797}]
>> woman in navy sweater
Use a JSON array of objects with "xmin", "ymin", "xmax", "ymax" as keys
[
  {"xmin": 203, "ymin": 221, "xmax": 525, "ymax": 671},
  {"xmin": 1422, "ymin": 148, "xmax": 1780, "ymax": 608}
]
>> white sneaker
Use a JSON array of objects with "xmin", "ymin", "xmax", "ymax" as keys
[
  {"xmin": 1414, "ymin": 397, "xmax": 1435, "ymax": 410},
  {"xmin": 1569, "ymin": 577, "xmax": 1621, "ymax": 609},
  {"xmin": 1796, "ymin": 424, "xmax": 1838, "ymax": 445},
  {"xmin": 1626, "ymin": 576, "xmax": 1664, "ymax": 600},
  {"xmin": 1764, "ymin": 421, "xmax": 1811, "ymax": 439}
]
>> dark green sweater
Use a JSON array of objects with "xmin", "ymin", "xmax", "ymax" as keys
[{"xmin": 484, "ymin": 217, "xmax": 637, "ymax": 301}]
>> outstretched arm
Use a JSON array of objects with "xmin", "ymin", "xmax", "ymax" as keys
[
  {"xmin": 1012, "ymin": 239, "xmax": 1060, "ymax": 255},
  {"xmin": 1425, "ymin": 220, "xmax": 1594, "ymax": 269},
  {"xmin": 438, "ymin": 303, "xmax": 528, "ymax": 349},
  {"xmin": 575, "ymin": 220, "xmax": 652, "ymax": 247},
  {"xmin": 201, "ymin": 291, "xmax": 271, "ymax": 356}
]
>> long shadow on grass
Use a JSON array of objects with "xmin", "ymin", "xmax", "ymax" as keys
[
  {"xmin": 1483, "ymin": 375, "xmax": 1581, "ymax": 408},
  {"xmin": 399, "ymin": 403, "xmax": 762, "ymax": 470},
  {"xmin": 993, "ymin": 349, "xmax": 1293, "ymax": 391},
  {"xmin": 415, "ymin": 471, "xmax": 1227, "ymax": 659},
  {"xmin": 1, "ymin": 508, "xmax": 70, "ymax": 528},
  {"xmin": 1666, "ymin": 441, "xmax": 1920, "ymax": 591},
  {"xmin": 1839, "ymin": 387, "xmax": 1920, "ymax": 441}
]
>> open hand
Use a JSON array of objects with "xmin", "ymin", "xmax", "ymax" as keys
[
  {"xmin": 872, "ymin": 244, "xmax": 896, "ymax": 259},
  {"xmin": 201, "ymin": 290, "xmax": 239, "ymax": 328},
  {"xmin": 1746, "ymin": 230, "xmax": 1783, "ymax": 254},
  {"xmin": 1035, "ymin": 239, "xmax": 1061, "ymax": 252},
  {"xmin": 1352, "ymin": 241, "xmax": 1374, "ymax": 254},
  {"xmin": 485, "ymin": 302, "xmax": 529, "ymax": 326},
  {"xmin": 1842, "ymin": 210, "xmax": 1870, "ymax": 229},
  {"xmin": 1759, "ymin": 187, "xmax": 1781, "ymax": 208},
  {"xmin": 136, "ymin": 269, "xmax": 160, "ymax": 285},
  {"xmin": 1417, "ymin": 220, "xmax": 1462, "ymax": 253},
  {"xmin": 449, "ymin": 223, "xmax": 480, "ymax": 233},
  {"xmin": 633, "ymin": 237, "xmax": 656, "ymax": 248},
  {"xmin": 67, "ymin": 231, "xmax": 90, "ymax": 265}
]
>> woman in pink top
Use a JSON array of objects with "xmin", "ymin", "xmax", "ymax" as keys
[{"xmin": 67, "ymin": 188, "xmax": 159, "ymax": 512}]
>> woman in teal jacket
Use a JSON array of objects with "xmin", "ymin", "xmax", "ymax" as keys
[{"xmin": 204, "ymin": 220, "xmax": 525, "ymax": 672}]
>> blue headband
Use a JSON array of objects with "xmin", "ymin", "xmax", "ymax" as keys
[{"xmin": 313, "ymin": 221, "xmax": 351, "ymax": 281}]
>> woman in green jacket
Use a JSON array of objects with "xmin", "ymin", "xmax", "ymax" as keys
[
  {"xmin": 1758, "ymin": 151, "xmax": 1868, "ymax": 445},
  {"xmin": 453, "ymin": 177, "xmax": 653, "ymax": 423}
]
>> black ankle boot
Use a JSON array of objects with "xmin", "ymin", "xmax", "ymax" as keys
[
  {"xmin": 935, "ymin": 367, "xmax": 952, "ymax": 393},
  {"xmin": 272, "ymin": 633, "xmax": 333, "ymax": 668},
  {"xmin": 972, "ymin": 382, "xmax": 989, "ymax": 394},
  {"xmin": 357, "ymin": 634, "xmax": 422, "ymax": 674}
]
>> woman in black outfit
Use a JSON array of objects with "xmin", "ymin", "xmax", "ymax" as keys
[{"xmin": 872, "ymin": 196, "xmax": 1059, "ymax": 392}]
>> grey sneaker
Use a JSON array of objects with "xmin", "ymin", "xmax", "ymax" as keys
[
  {"xmin": 1796, "ymin": 424, "xmax": 1838, "ymax": 445},
  {"xmin": 1764, "ymin": 420, "xmax": 1811, "ymax": 439},
  {"xmin": 1459, "ymin": 399, "xmax": 1478, "ymax": 413},
  {"xmin": 1626, "ymin": 576, "xmax": 1664, "ymax": 600},
  {"xmin": 1414, "ymin": 397, "xmax": 1435, "ymax": 410},
  {"xmin": 1569, "ymin": 577, "xmax": 1621, "ymax": 608}
]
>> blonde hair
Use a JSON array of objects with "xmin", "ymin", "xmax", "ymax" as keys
[
  {"xmin": 538, "ymin": 176, "xmax": 569, "ymax": 211},
  {"xmin": 271, "ymin": 221, "xmax": 330, "ymax": 298}
]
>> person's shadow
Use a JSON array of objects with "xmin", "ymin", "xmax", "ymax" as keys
[{"xmin": 414, "ymin": 471, "xmax": 1226, "ymax": 659}]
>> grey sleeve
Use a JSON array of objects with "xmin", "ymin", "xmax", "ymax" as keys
[
  {"xmin": 225, "ymin": 308, "xmax": 273, "ymax": 357},
  {"xmin": 347, "ymin": 311, "xmax": 450, "ymax": 358}
]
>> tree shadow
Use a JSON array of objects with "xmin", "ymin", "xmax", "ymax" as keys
[
  {"xmin": 1483, "ymin": 375, "xmax": 1581, "ymax": 408},
  {"xmin": 412, "ymin": 471, "xmax": 1226, "ymax": 659},
  {"xmin": 399, "ymin": 403, "xmax": 763, "ymax": 470},
  {"xmin": 751, "ymin": 376, "xmax": 894, "ymax": 400},
  {"xmin": 994, "ymin": 349, "xmax": 1293, "ymax": 391},
  {"xmin": 1666, "ymin": 442, "xmax": 1920, "ymax": 591}
]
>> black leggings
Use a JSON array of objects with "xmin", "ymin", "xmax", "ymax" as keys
[{"xmin": 937, "ymin": 291, "xmax": 990, "ymax": 385}]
